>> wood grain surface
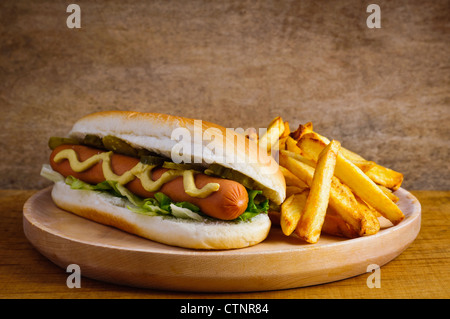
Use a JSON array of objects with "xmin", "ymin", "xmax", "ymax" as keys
[
  {"xmin": 1, "ymin": 189, "xmax": 448, "ymax": 298},
  {"xmin": 21, "ymin": 187, "xmax": 421, "ymax": 293}
]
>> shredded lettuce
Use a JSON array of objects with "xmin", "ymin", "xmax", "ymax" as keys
[
  {"xmin": 64, "ymin": 175, "xmax": 205, "ymax": 221},
  {"xmin": 170, "ymin": 204, "xmax": 204, "ymax": 221},
  {"xmin": 65, "ymin": 176, "xmax": 143, "ymax": 207},
  {"xmin": 40, "ymin": 164, "xmax": 65, "ymax": 183},
  {"xmin": 55, "ymin": 174, "xmax": 268, "ymax": 222},
  {"xmin": 238, "ymin": 189, "xmax": 269, "ymax": 221}
]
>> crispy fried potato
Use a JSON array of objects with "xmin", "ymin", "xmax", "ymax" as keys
[
  {"xmin": 279, "ymin": 165, "xmax": 308, "ymax": 189},
  {"xmin": 285, "ymin": 136, "xmax": 303, "ymax": 154},
  {"xmin": 328, "ymin": 176, "xmax": 368, "ymax": 235},
  {"xmin": 278, "ymin": 136, "xmax": 288, "ymax": 151},
  {"xmin": 289, "ymin": 122, "xmax": 313, "ymax": 141},
  {"xmin": 322, "ymin": 207, "xmax": 359, "ymax": 239},
  {"xmin": 309, "ymin": 131, "xmax": 402, "ymax": 188},
  {"xmin": 295, "ymin": 140, "xmax": 340, "ymax": 243},
  {"xmin": 280, "ymin": 121, "xmax": 291, "ymax": 138},
  {"xmin": 274, "ymin": 119, "xmax": 406, "ymax": 243},
  {"xmin": 259, "ymin": 116, "xmax": 285, "ymax": 154},
  {"xmin": 378, "ymin": 185, "xmax": 400, "ymax": 203},
  {"xmin": 280, "ymin": 191, "xmax": 309, "ymax": 236},
  {"xmin": 279, "ymin": 153, "xmax": 370, "ymax": 236},
  {"xmin": 297, "ymin": 133, "xmax": 404, "ymax": 225},
  {"xmin": 340, "ymin": 147, "xmax": 366, "ymax": 162},
  {"xmin": 366, "ymin": 164, "xmax": 404, "ymax": 191},
  {"xmin": 357, "ymin": 197, "xmax": 382, "ymax": 217},
  {"xmin": 354, "ymin": 197, "xmax": 380, "ymax": 235},
  {"xmin": 279, "ymin": 153, "xmax": 314, "ymax": 185},
  {"xmin": 338, "ymin": 148, "xmax": 377, "ymax": 173},
  {"xmin": 280, "ymin": 150, "xmax": 316, "ymax": 168},
  {"xmin": 350, "ymin": 160, "xmax": 376, "ymax": 173},
  {"xmin": 286, "ymin": 186, "xmax": 306, "ymax": 197},
  {"xmin": 277, "ymin": 121, "xmax": 291, "ymax": 151},
  {"xmin": 303, "ymin": 132, "xmax": 374, "ymax": 170}
]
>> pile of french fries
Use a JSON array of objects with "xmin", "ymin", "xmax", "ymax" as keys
[{"xmin": 254, "ymin": 117, "xmax": 405, "ymax": 244}]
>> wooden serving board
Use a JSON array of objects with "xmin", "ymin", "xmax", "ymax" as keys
[{"xmin": 23, "ymin": 186, "xmax": 421, "ymax": 292}]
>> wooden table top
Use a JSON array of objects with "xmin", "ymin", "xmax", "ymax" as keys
[{"xmin": 1, "ymin": 189, "xmax": 448, "ymax": 299}]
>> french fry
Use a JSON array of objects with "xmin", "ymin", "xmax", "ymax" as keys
[
  {"xmin": 311, "ymin": 131, "xmax": 402, "ymax": 188},
  {"xmin": 322, "ymin": 207, "xmax": 359, "ymax": 239},
  {"xmin": 276, "ymin": 121, "xmax": 291, "ymax": 151},
  {"xmin": 280, "ymin": 121, "xmax": 291, "ymax": 138},
  {"xmin": 328, "ymin": 176, "xmax": 369, "ymax": 235},
  {"xmin": 278, "ymin": 136, "xmax": 288, "ymax": 151},
  {"xmin": 365, "ymin": 164, "xmax": 403, "ymax": 191},
  {"xmin": 339, "ymin": 147, "xmax": 366, "ymax": 162},
  {"xmin": 340, "ymin": 148, "xmax": 376, "ymax": 172},
  {"xmin": 280, "ymin": 150, "xmax": 316, "ymax": 168},
  {"xmin": 301, "ymin": 134, "xmax": 380, "ymax": 231},
  {"xmin": 273, "ymin": 119, "xmax": 406, "ymax": 243},
  {"xmin": 280, "ymin": 191, "xmax": 309, "ymax": 236},
  {"xmin": 279, "ymin": 153, "xmax": 314, "ymax": 186},
  {"xmin": 289, "ymin": 122, "xmax": 313, "ymax": 141},
  {"xmin": 354, "ymin": 197, "xmax": 380, "ymax": 235},
  {"xmin": 279, "ymin": 165, "xmax": 308, "ymax": 189},
  {"xmin": 357, "ymin": 197, "xmax": 382, "ymax": 217},
  {"xmin": 297, "ymin": 133, "xmax": 405, "ymax": 225},
  {"xmin": 280, "ymin": 195, "xmax": 295, "ymax": 235},
  {"xmin": 307, "ymin": 132, "xmax": 376, "ymax": 172},
  {"xmin": 295, "ymin": 140, "xmax": 341, "ymax": 243},
  {"xmin": 259, "ymin": 116, "xmax": 285, "ymax": 154},
  {"xmin": 286, "ymin": 186, "xmax": 306, "ymax": 197},
  {"xmin": 350, "ymin": 159, "xmax": 376, "ymax": 173},
  {"xmin": 285, "ymin": 136, "xmax": 303, "ymax": 154},
  {"xmin": 279, "ymin": 153, "xmax": 369, "ymax": 236},
  {"xmin": 378, "ymin": 185, "xmax": 399, "ymax": 203},
  {"xmin": 340, "ymin": 147, "xmax": 376, "ymax": 172},
  {"xmin": 276, "ymin": 189, "xmax": 351, "ymax": 238}
]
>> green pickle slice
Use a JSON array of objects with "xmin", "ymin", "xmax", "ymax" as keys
[
  {"xmin": 140, "ymin": 155, "xmax": 166, "ymax": 166},
  {"xmin": 48, "ymin": 136, "xmax": 79, "ymax": 150},
  {"xmin": 50, "ymin": 134, "xmax": 169, "ymax": 166},
  {"xmin": 204, "ymin": 164, "xmax": 259, "ymax": 190},
  {"xmin": 102, "ymin": 135, "xmax": 138, "ymax": 157},
  {"xmin": 82, "ymin": 134, "xmax": 104, "ymax": 149},
  {"xmin": 162, "ymin": 162, "xmax": 204, "ymax": 171}
]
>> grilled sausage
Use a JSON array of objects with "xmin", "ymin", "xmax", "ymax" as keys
[{"xmin": 50, "ymin": 144, "xmax": 249, "ymax": 220}]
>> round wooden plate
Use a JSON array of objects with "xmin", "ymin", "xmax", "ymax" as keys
[{"xmin": 23, "ymin": 186, "xmax": 421, "ymax": 292}]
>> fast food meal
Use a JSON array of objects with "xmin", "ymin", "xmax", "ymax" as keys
[
  {"xmin": 263, "ymin": 119, "xmax": 405, "ymax": 244},
  {"xmin": 41, "ymin": 110, "xmax": 406, "ymax": 249},
  {"xmin": 40, "ymin": 111, "xmax": 286, "ymax": 250}
]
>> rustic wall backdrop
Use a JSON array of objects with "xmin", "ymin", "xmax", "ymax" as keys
[{"xmin": 1, "ymin": 0, "xmax": 449, "ymax": 190}]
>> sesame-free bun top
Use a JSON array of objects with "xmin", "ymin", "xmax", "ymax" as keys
[{"xmin": 68, "ymin": 111, "xmax": 286, "ymax": 205}]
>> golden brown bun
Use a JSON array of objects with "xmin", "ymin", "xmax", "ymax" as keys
[{"xmin": 69, "ymin": 111, "xmax": 286, "ymax": 205}]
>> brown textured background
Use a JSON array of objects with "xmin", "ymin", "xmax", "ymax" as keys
[{"xmin": 0, "ymin": 0, "xmax": 449, "ymax": 190}]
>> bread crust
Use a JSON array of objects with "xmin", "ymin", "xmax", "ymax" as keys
[
  {"xmin": 69, "ymin": 111, "xmax": 286, "ymax": 205},
  {"xmin": 51, "ymin": 181, "xmax": 271, "ymax": 250}
]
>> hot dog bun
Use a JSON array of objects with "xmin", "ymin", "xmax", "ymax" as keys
[
  {"xmin": 50, "ymin": 144, "xmax": 250, "ymax": 220},
  {"xmin": 51, "ymin": 181, "xmax": 271, "ymax": 250},
  {"xmin": 46, "ymin": 111, "xmax": 286, "ymax": 250},
  {"xmin": 69, "ymin": 111, "xmax": 286, "ymax": 205}
]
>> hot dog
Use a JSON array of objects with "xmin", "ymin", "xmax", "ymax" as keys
[
  {"xmin": 41, "ymin": 111, "xmax": 286, "ymax": 249},
  {"xmin": 50, "ymin": 144, "xmax": 248, "ymax": 220}
]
